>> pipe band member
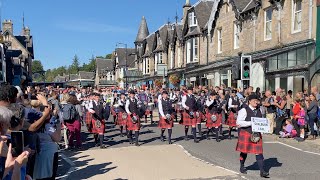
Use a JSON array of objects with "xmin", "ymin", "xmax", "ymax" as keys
[
  {"xmin": 158, "ymin": 90, "xmax": 174, "ymax": 144},
  {"xmin": 226, "ymin": 90, "xmax": 240, "ymax": 139},
  {"xmin": 196, "ymin": 90, "xmax": 207, "ymax": 137},
  {"xmin": 205, "ymin": 92, "xmax": 222, "ymax": 142},
  {"xmin": 236, "ymin": 94, "xmax": 269, "ymax": 178},
  {"xmin": 125, "ymin": 90, "xmax": 141, "ymax": 146},
  {"xmin": 117, "ymin": 93, "xmax": 127, "ymax": 137},
  {"xmin": 181, "ymin": 86, "xmax": 199, "ymax": 143},
  {"xmin": 88, "ymin": 92, "xmax": 107, "ymax": 149}
]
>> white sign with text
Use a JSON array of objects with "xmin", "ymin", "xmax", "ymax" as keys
[{"xmin": 251, "ymin": 117, "xmax": 270, "ymax": 133}]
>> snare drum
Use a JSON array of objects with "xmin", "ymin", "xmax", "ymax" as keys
[{"xmin": 147, "ymin": 103, "xmax": 155, "ymax": 111}]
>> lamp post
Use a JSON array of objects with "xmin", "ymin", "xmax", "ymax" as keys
[{"xmin": 116, "ymin": 43, "xmax": 128, "ymax": 89}]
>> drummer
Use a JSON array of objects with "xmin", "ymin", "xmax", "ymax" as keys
[{"xmin": 117, "ymin": 93, "xmax": 127, "ymax": 137}]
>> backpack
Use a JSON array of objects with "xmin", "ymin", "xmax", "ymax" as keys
[{"xmin": 61, "ymin": 104, "xmax": 77, "ymax": 122}]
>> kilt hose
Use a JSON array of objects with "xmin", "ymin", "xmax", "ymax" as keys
[
  {"xmin": 126, "ymin": 114, "xmax": 141, "ymax": 131},
  {"xmin": 158, "ymin": 116, "xmax": 174, "ymax": 129},
  {"xmin": 226, "ymin": 112, "xmax": 237, "ymax": 127},
  {"xmin": 116, "ymin": 112, "xmax": 127, "ymax": 126},
  {"xmin": 236, "ymin": 129, "xmax": 263, "ymax": 154},
  {"xmin": 205, "ymin": 113, "xmax": 222, "ymax": 128},
  {"xmin": 182, "ymin": 111, "xmax": 197, "ymax": 126}
]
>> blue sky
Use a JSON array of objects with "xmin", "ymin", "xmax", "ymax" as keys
[{"xmin": 3, "ymin": 0, "xmax": 198, "ymax": 70}]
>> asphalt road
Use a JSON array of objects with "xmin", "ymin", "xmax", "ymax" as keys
[{"xmin": 58, "ymin": 117, "xmax": 320, "ymax": 180}]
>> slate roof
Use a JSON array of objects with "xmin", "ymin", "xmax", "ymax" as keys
[
  {"xmin": 79, "ymin": 71, "xmax": 95, "ymax": 80},
  {"xmin": 230, "ymin": 0, "xmax": 261, "ymax": 14},
  {"xmin": 96, "ymin": 58, "xmax": 114, "ymax": 73},
  {"xmin": 54, "ymin": 75, "xmax": 66, "ymax": 82},
  {"xmin": 115, "ymin": 48, "xmax": 136, "ymax": 67},
  {"xmin": 143, "ymin": 33, "xmax": 156, "ymax": 57},
  {"xmin": 69, "ymin": 74, "xmax": 80, "ymax": 81},
  {"xmin": 193, "ymin": 0, "xmax": 215, "ymax": 30},
  {"xmin": 15, "ymin": 36, "xmax": 34, "ymax": 58},
  {"xmin": 176, "ymin": 24, "xmax": 184, "ymax": 42},
  {"xmin": 135, "ymin": 16, "xmax": 149, "ymax": 43}
]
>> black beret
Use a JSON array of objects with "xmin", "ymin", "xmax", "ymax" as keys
[
  {"xmin": 232, "ymin": 90, "xmax": 237, "ymax": 94},
  {"xmin": 187, "ymin": 86, "xmax": 193, "ymax": 91},
  {"xmin": 248, "ymin": 94, "xmax": 259, "ymax": 101},
  {"xmin": 162, "ymin": 91, "xmax": 168, "ymax": 95}
]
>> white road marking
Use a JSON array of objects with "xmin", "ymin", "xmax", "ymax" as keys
[
  {"xmin": 265, "ymin": 141, "xmax": 320, "ymax": 156},
  {"xmin": 173, "ymin": 144, "xmax": 248, "ymax": 179}
]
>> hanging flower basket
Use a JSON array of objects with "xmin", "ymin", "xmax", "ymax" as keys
[
  {"xmin": 117, "ymin": 78, "xmax": 123, "ymax": 83},
  {"xmin": 155, "ymin": 79, "xmax": 163, "ymax": 87},
  {"xmin": 169, "ymin": 74, "xmax": 180, "ymax": 85}
]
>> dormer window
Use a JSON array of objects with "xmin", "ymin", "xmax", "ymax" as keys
[
  {"xmin": 157, "ymin": 33, "xmax": 162, "ymax": 46},
  {"xmin": 188, "ymin": 12, "xmax": 198, "ymax": 27}
]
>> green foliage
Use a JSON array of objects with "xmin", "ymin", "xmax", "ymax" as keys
[
  {"xmin": 32, "ymin": 60, "xmax": 44, "ymax": 73},
  {"xmin": 44, "ymin": 54, "xmax": 100, "ymax": 82}
]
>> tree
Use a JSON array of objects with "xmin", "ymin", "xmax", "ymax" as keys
[
  {"xmin": 68, "ymin": 55, "xmax": 80, "ymax": 74},
  {"xmin": 32, "ymin": 60, "xmax": 44, "ymax": 73},
  {"xmin": 106, "ymin": 54, "xmax": 112, "ymax": 59}
]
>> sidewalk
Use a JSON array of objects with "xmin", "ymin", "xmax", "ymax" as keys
[{"xmin": 65, "ymin": 144, "xmax": 240, "ymax": 180}]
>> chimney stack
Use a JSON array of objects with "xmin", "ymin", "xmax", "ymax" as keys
[
  {"xmin": 22, "ymin": 27, "xmax": 30, "ymax": 36},
  {"xmin": 2, "ymin": 20, "xmax": 13, "ymax": 34},
  {"xmin": 183, "ymin": 0, "xmax": 191, "ymax": 24}
]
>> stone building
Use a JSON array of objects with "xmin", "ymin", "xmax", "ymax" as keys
[
  {"xmin": 113, "ymin": 48, "xmax": 136, "ymax": 88},
  {"xmin": 2, "ymin": 20, "xmax": 34, "ymax": 86},
  {"xmin": 132, "ymin": 0, "xmax": 319, "ymax": 92},
  {"xmin": 95, "ymin": 58, "xmax": 116, "ymax": 87}
]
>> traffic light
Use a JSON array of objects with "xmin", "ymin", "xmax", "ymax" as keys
[{"xmin": 241, "ymin": 55, "xmax": 251, "ymax": 80}]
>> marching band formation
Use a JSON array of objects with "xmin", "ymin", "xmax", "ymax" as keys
[{"xmin": 81, "ymin": 86, "xmax": 269, "ymax": 178}]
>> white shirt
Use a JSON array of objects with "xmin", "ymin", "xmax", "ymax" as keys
[
  {"xmin": 169, "ymin": 93, "xmax": 176, "ymax": 101},
  {"xmin": 158, "ymin": 98, "xmax": 166, "ymax": 117},
  {"xmin": 206, "ymin": 98, "xmax": 215, "ymax": 107},
  {"xmin": 118, "ymin": 99, "xmax": 125, "ymax": 106},
  {"xmin": 181, "ymin": 94, "xmax": 192, "ymax": 109},
  {"xmin": 236, "ymin": 105, "xmax": 256, "ymax": 128},
  {"xmin": 228, "ymin": 97, "xmax": 237, "ymax": 109}
]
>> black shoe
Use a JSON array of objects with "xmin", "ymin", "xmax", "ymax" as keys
[
  {"xmin": 194, "ymin": 139, "xmax": 199, "ymax": 143},
  {"xmin": 260, "ymin": 171, "xmax": 269, "ymax": 178},
  {"xmin": 100, "ymin": 145, "xmax": 107, "ymax": 149},
  {"xmin": 240, "ymin": 167, "xmax": 247, "ymax": 174},
  {"xmin": 160, "ymin": 137, "xmax": 165, "ymax": 142},
  {"xmin": 216, "ymin": 138, "xmax": 221, "ymax": 142},
  {"xmin": 168, "ymin": 141, "xmax": 172, "ymax": 144},
  {"xmin": 135, "ymin": 142, "xmax": 140, "ymax": 146}
]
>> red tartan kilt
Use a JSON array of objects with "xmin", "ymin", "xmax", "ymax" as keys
[
  {"xmin": 145, "ymin": 109, "xmax": 151, "ymax": 115},
  {"xmin": 126, "ymin": 115, "xmax": 140, "ymax": 131},
  {"xmin": 197, "ymin": 112, "xmax": 205, "ymax": 123},
  {"xmin": 182, "ymin": 111, "xmax": 197, "ymax": 126},
  {"xmin": 205, "ymin": 113, "xmax": 222, "ymax": 128},
  {"xmin": 91, "ymin": 119, "xmax": 105, "ymax": 134},
  {"xmin": 236, "ymin": 129, "xmax": 263, "ymax": 154},
  {"xmin": 85, "ymin": 112, "xmax": 93, "ymax": 133},
  {"xmin": 158, "ymin": 116, "xmax": 174, "ymax": 129},
  {"xmin": 116, "ymin": 112, "xmax": 127, "ymax": 126},
  {"xmin": 111, "ymin": 107, "xmax": 117, "ymax": 116},
  {"xmin": 226, "ymin": 112, "xmax": 237, "ymax": 127}
]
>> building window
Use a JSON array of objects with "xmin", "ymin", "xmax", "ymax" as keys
[
  {"xmin": 157, "ymin": 33, "xmax": 162, "ymax": 46},
  {"xmin": 193, "ymin": 38, "xmax": 198, "ymax": 61},
  {"xmin": 217, "ymin": 29, "xmax": 222, "ymax": 53},
  {"xmin": 155, "ymin": 55, "xmax": 158, "ymax": 72},
  {"xmin": 187, "ymin": 39, "xmax": 191, "ymax": 63},
  {"xmin": 178, "ymin": 48, "xmax": 181, "ymax": 67},
  {"xmin": 146, "ymin": 58, "xmax": 150, "ymax": 74},
  {"xmin": 188, "ymin": 12, "xmax": 198, "ymax": 27},
  {"xmin": 264, "ymin": 8, "xmax": 272, "ymax": 40},
  {"xmin": 170, "ymin": 51, "xmax": 174, "ymax": 69},
  {"xmin": 143, "ymin": 59, "xmax": 146, "ymax": 74},
  {"xmin": 292, "ymin": 0, "xmax": 302, "ymax": 33},
  {"xmin": 268, "ymin": 56, "xmax": 278, "ymax": 71},
  {"xmin": 158, "ymin": 52, "xmax": 163, "ymax": 64},
  {"xmin": 234, "ymin": 22, "xmax": 240, "ymax": 49}
]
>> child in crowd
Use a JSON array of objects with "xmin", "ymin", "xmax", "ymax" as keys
[
  {"xmin": 279, "ymin": 119, "xmax": 296, "ymax": 138},
  {"xmin": 296, "ymin": 102, "xmax": 306, "ymax": 140}
]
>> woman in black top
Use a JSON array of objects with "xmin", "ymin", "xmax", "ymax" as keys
[{"xmin": 306, "ymin": 93, "xmax": 319, "ymax": 140}]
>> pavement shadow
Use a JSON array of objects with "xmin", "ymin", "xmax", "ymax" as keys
[
  {"xmin": 246, "ymin": 157, "xmax": 282, "ymax": 172},
  {"xmin": 68, "ymin": 162, "xmax": 117, "ymax": 179}
]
